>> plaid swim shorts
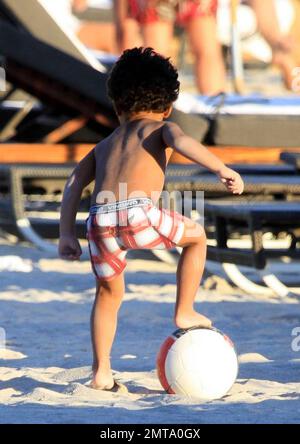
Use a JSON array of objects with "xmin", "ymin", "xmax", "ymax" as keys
[{"xmin": 86, "ymin": 198, "xmax": 185, "ymax": 281}]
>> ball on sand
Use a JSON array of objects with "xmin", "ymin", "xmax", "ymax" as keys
[{"xmin": 157, "ymin": 327, "xmax": 239, "ymax": 400}]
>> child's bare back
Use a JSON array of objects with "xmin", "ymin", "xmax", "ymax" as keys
[{"xmin": 92, "ymin": 118, "xmax": 173, "ymax": 205}]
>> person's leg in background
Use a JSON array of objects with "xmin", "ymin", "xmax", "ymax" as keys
[
  {"xmin": 250, "ymin": 0, "xmax": 298, "ymax": 91},
  {"xmin": 73, "ymin": 0, "xmax": 142, "ymax": 53},
  {"xmin": 291, "ymin": 0, "xmax": 300, "ymax": 67},
  {"xmin": 121, "ymin": 18, "xmax": 143, "ymax": 50},
  {"xmin": 186, "ymin": 14, "xmax": 226, "ymax": 94},
  {"xmin": 113, "ymin": 0, "xmax": 143, "ymax": 52},
  {"xmin": 77, "ymin": 20, "xmax": 141, "ymax": 54},
  {"xmin": 77, "ymin": 22, "xmax": 119, "ymax": 52},
  {"xmin": 142, "ymin": 20, "xmax": 174, "ymax": 56}
]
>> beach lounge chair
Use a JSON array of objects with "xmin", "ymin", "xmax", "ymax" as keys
[
  {"xmin": 204, "ymin": 200, "xmax": 300, "ymax": 297},
  {"xmin": 166, "ymin": 161, "xmax": 300, "ymax": 297}
]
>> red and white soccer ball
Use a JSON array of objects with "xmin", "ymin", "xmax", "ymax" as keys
[{"xmin": 156, "ymin": 327, "xmax": 239, "ymax": 400}]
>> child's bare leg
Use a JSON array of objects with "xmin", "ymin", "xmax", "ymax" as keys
[
  {"xmin": 175, "ymin": 219, "xmax": 212, "ymax": 329},
  {"xmin": 90, "ymin": 273, "xmax": 125, "ymax": 389}
]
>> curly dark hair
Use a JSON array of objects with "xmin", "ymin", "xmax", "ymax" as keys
[{"xmin": 107, "ymin": 47, "xmax": 180, "ymax": 114}]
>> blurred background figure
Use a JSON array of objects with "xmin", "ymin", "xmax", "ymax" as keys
[
  {"xmin": 72, "ymin": 0, "xmax": 120, "ymax": 53},
  {"xmin": 71, "ymin": 0, "xmax": 142, "ymax": 54},
  {"xmin": 66, "ymin": 0, "xmax": 300, "ymax": 93},
  {"xmin": 114, "ymin": 0, "xmax": 226, "ymax": 95},
  {"xmin": 247, "ymin": 0, "xmax": 298, "ymax": 91}
]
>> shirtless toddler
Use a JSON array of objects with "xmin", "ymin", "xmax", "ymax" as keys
[{"xmin": 59, "ymin": 47, "xmax": 244, "ymax": 392}]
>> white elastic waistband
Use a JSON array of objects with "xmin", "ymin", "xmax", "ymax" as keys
[{"xmin": 89, "ymin": 198, "xmax": 152, "ymax": 215}]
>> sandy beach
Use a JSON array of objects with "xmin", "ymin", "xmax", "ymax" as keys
[{"xmin": 1, "ymin": 236, "xmax": 300, "ymax": 424}]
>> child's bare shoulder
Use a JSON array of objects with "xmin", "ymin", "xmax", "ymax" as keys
[
  {"xmin": 93, "ymin": 130, "xmax": 117, "ymax": 154},
  {"xmin": 161, "ymin": 121, "xmax": 184, "ymax": 145},
  {"xmin": 139, "ymin": 119, "xmax": 180, "ymax": 136},
  {"xmin": 162, "ymin": 120, "xmax": 183, "ymax": 134}
]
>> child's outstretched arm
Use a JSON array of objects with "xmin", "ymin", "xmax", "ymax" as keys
[
  {"xmin": 59, "ymin": 148, "xmax": 96, "ymax": 260},
  {"xmin": 163, "ymin": 122, "xmax": 244, "ymax": 195}
]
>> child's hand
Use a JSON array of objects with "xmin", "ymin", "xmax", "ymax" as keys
[
  {"xmin": 59, "ymin": 235, "xmax": 82, "ymax": 261},
  {"xmin": 217, "ymin": 167, "xmax": 244, "ymax": 195}
]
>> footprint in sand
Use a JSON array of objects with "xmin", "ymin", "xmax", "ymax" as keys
[
  {"xmin": 238, "ymin": 353, "xmax": 271, "ymax": 363},
  {"xmin": 0, "ymin": 349, "xmax": 27, "ymax": 360}
]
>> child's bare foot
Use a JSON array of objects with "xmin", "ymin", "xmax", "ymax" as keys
[
  {"xmin": 91, "ymin": 371, "xmax": 114, "ymax": 390},
  {"xmin": 90, "ymin": 372, "xmax": 128, "ymax": 393},
  {"xmin": 174, "ymin": 310, "xmax": 212, "ymax": 330}
]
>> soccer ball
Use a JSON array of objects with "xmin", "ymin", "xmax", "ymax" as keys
[{"xmin": 156, "ymin": 326, "xmax": 238, "ymax": 400}]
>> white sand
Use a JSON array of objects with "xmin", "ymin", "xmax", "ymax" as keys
[{"xmin": 1, "ymin": 238, "xmax": 300, "ymax": 424}]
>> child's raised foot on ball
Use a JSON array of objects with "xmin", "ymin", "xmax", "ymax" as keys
[{"xmin": 174, "ymin": 311, "xmax": 212, "ymax": 330}]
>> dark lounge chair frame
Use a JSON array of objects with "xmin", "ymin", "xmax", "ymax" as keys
[
  {"xmin": 0, "ymin": 164, "xmax": 76, "ymax": 252},
  {"xmin": 1, "ymin": 163, "xmax": 300, "ymax": 297},
  {"xmin": 203, "ymin": 200, "xmax": 300, "ymax": 297}
]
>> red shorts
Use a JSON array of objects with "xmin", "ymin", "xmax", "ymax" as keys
[
  {"xmin": 128, "ymin": 0, "xmax": 218, "ymax": 26},
  {"xmin": 86, "ymin": 198, "xmax": 185, "ymax": 281}
]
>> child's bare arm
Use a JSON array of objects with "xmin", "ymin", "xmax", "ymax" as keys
[
  {"xmin": 163, "ymin": 122, "xmax": 244, "ymax": 195},
  {"xmin": 59, "ymin": 148, "xmax": 96, "ymax": 260}
]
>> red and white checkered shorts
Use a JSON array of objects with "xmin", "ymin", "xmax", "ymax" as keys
[
  {"xmin": 86, "ymin": 198, "xmax": 185, "ymax": 281},
  {"xmin": 128, "ymin": 0, "xmax": 218, "ymax": 26}
]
